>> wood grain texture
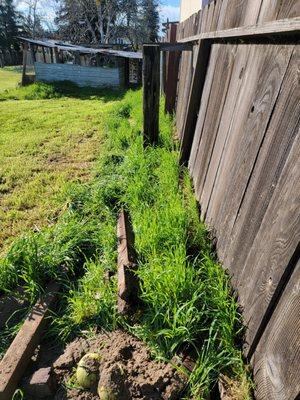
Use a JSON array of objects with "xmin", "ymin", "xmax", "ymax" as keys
[
  {"xmin": 252, "ymin": 258, "xmax": 300, "ymax": 400},
  {"xmin": 223, "ymin": 46, "xmax": 300, "ymax": 279},
  {"xmin": 239, "ymin": 133, "xmax": 300, "ymax": 347},
  {"xmin": 259, "ymin": 0, "xmax": 300, "ymax": 22},
  {"xmin": 188, "ymin": 43, "xmax": 221, "ymax": 175},
  {"xmin": 180, "ymin": 39, "xmax": 212, "ymax": 164},
  {"xmin": 217, "ymin": 0, "xmax": 250, "ymax": 29},
  {"xmin": 179, "ymin": 17, "xmax": 300, "ymax": 42},
  {"xmin": 192, "ymin": 43, "xmax": 237, "ymax": 201},
  {"xmin": 278, "ymin": 0, "xmax": 300, "ymax": 19},
  {"xmin": 201, "ymin": 44, "xmax": 251, "ymax": 221},
  {"xmin": 176, "ymin": 51, "xmax": 193, "ymax": 138},
  {"xmin": 207, "ymin": 44, "xmax": 294, "ymax": 261}
]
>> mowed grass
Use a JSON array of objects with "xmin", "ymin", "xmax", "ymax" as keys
[
  {"xmin": 0, "ymin": 67, "xmax": 21, "ymax": 92},
  {"xmin": 0, "ymin": 75, "xmax": 124, "ymax": 252}
]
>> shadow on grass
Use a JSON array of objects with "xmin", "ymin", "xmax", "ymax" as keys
[{"xmin": 0, "ymin": 80, "xmax": 137, "ymax": 102}]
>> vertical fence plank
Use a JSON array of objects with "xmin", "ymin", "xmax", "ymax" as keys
[
  {"xmin": 180, "ymin": 39, "xmax": 212, "ymax": 164},
  {"xmin": 252, "ymin": 258, "xmax": 300, "ymax": 400},
  {"xmin": 143, "ymin": 44, "xmax": 160, "ymax": 145},
  {"xmin": 223, "ymin": 45, "xmax": 300, "ymax": 278}
]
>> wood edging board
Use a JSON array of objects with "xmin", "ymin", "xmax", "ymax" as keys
[
  {"xmin": 117, "ymin": 211, "xmax": 138, "ymax": 315},
  {"xmin": 178, "ymin": 17, "xmax": 300, "ymax": 43},
  {"xmin": 0, "ymin": 282, "xmax": 60, "ymax": 400}
]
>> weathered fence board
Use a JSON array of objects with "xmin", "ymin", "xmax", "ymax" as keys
[
  {"xmin": 168, "ymin": 2, "xmax": 300, "ymax": 398},
  {"xmin": 200, "ymin": 44, "xmax": 251, "ymax": 221},
  {"xmin": 211, "ymin": 44, "xmax": 294, "ymax": 261},
  {"xmin": 238, "ymin": 133, "xmax": 300, "ymax": 347},
  {"xmin": 223, "ymin": 45, "xmax": 300, "ymax": 278},
  {"xmin": 191, "ymin": 43, "xmax": 237, "ymax": 198},
  {"xmin": 252, "ymin": 257, "xmax": 300, "ymax": 400}
]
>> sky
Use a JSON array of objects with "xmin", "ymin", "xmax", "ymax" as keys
[
  {"xmin": 160, "ymin": 0, "xmax": 181, "ymax": 23},
  {"xmin": 15, "ymin": 0, "xmax": 182, "ymax": 31}
]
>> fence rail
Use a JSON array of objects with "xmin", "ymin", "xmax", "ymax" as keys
[{"xmin": 165, "ymin": 1, "xmax": 300, "ymax": 398}]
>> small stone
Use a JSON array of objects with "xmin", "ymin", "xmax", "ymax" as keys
[{"xmin": 24, "ymin": 367, "xmax": 55, "ymax": 398}]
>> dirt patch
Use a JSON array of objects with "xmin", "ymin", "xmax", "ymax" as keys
[{"xmin": 46, "ymin": 330, "xmax": 187, "ymax": 399}]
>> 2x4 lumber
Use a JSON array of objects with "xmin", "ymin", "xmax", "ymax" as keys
[
  {"xmin": 178, "ymin": 17, "xmax": 300, "ymax": 43},
  {"xmin": 117, "ymin": 211, "xmax": 138, "ymax": 316},
  {"xmin": 180, "ymin": 39, "xmax": 212, "ymax": 164},
  {"xmin": 0, "ymin": 282, "xmax": 60, "ymax": 400},
  {"xmin": 143, "ymin": 44, "xmax": 160, "ymax": 145}
]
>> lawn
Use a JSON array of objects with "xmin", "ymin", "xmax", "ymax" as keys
[
  {"xmin": 0, "ymin": 75, "xmax": 124, "ymax": 253},
  {"xmin": 0, "ymin": 66, "xmax": 22, "ymax": 92}
]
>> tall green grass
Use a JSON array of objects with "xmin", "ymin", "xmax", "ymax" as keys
[{"xmin": 0, "ymin": 86, "xmax": 251, "ymax": 398}]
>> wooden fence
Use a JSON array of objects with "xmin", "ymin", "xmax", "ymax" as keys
[{"xmin": 165, "ymin": 1, "xmax": 300, "ymax": 399}]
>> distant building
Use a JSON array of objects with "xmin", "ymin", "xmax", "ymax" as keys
[{"xmin": 180, "ymin": 0, "xmax": 202, "ymax": 22}]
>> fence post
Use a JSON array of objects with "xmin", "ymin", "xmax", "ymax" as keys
[
  {"xmin": 21, "ymin": 42, "xmax": 28, "ymax": 86},
  {"xmin": 165, "ymin": 23, "xmax": 180, "ymax": 114},
  {"xmin": 143, "ymin": 44, "xmax": 160, "ymax": 146}
]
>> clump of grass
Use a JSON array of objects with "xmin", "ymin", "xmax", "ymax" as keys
[
  {"xmin": 0, "ymin": 80, "xmax": 125, "ymax": 101},
  {"xmin": 0, "ymin": 86, "xmax": 251, "ymax": 397}
]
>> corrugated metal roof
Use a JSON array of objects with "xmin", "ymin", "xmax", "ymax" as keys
[{"xmin": 18, "ymin": 37, "xmax": 142, "ymax": 59}]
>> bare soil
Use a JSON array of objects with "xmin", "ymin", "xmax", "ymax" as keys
[{"xmin": 24, "ymin": 330, "xmax": 187, "ymax": 399}]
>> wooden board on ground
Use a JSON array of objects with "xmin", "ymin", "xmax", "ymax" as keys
[
  {"xmin": 117, "ymin": 211, "xmax": 138, "ymax": 316},
  {"xmin": 0, "ymin": 282, "xmax": 60, "ymax": 400}
]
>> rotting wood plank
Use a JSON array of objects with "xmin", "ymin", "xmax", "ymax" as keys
[
  {"xmin": 179, "ymin": 39, "xmax": 212, "ymax": 164},
  {"xmin": 0, "ymin": 282, "xmax": 60, "ymax": 400},
  {"xmin": 223, "ymin": 45, "xmax": 300, "ymax": 278},
  {"xmin": 238, "ymin": 134, "xmax": 300, "ymax": 350},
  {"xmin": 251, "ymin": 258, "xmax": 300, "ymax": 400},
  {"xmin": 117, "ymin": 211, "xmax": 138, "ymax": 316},
  {"xmin": 143, "ymin": 44, "xmax": 160, "ymax": 145},
  {"xmin": 207, "ymin": 44, "xmax": 294, "ymax": 261},
  {"xmin": 179, "ymin": 17, "xmax": 300, "ymax": 42}
]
